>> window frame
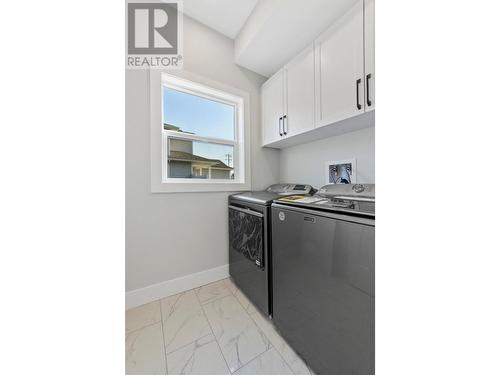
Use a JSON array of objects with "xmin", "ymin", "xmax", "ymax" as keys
[{"xmin": 150, "ymin": 71, "xmax": 251, "ymax": 193}]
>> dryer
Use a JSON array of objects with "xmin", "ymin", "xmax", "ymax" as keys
[{"xmin": 228, "ymin": 184, "xmax": 314, "ymax": 316}]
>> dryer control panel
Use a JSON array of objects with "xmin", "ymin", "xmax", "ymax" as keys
[{"xmin": 266, "ymin": 184, "xmax": 314, "ymax": 196}]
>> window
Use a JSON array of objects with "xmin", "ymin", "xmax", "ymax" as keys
[
  {"xmin": 151, "ymin": 72, "xmax": 250, "ymax": 192},
  {"xmin": 167, "ymin": 138, "xmax": 235, "ymax": 180}
]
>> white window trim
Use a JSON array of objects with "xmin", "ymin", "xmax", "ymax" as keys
[{"xmin": 149, "ymin": 70, "xmax": 251, "ymax": 193}]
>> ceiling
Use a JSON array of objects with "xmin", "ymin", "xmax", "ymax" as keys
[
  {"xmin": 182, "ymin": 0, "xmax": 357, "ymax": 77},
  {"xmin": 234, "ymin": 0, "xmax": 358, "ymax": 77},
  {"xmin": 182, "ymin": 0, "xmax": 259, "ymax": 39}
]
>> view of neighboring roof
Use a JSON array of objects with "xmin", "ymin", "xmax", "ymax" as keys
[
  {"xmin": 165, "ymin": 123, "xmax": 232, "ymax": 170},
  {"xmin": 164, "ymin": 123, "xmax": 195, "ymax": 134},
  {"xmin": 168, "ymin": 150, "xmax": 232, "ymax": 170}
]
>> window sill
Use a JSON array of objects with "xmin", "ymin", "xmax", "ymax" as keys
[{"xmin": 151, "ymin": 181, "xmax": 251, "ymax": 193}]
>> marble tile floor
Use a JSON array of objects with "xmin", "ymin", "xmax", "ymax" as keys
[{"xmin": 126, "ymin": 278, "xmax": 317, "ymax": 375}]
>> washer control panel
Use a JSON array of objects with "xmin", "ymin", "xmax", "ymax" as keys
[{"xmin": 318, "ymin": 184, "xmax": 375, "ymax": 198}]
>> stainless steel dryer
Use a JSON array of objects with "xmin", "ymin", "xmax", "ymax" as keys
[{"xmin": 228, "ymin": 184, "xmax": 314, "ymax": 317}]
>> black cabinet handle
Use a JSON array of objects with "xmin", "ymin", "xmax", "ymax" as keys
[
  {"xmin": 279, "ymin": 116, "xmax": 283, "ymax": 136},
  {"xmin": 356, "ymin": 79, "xmax": 362, "ymax": 110},
  {"xmin": 283, "ymin": 115, "xmax": 287, "ymax": 135},
  {"xmin": 366, "ymin": 74, "xmax": 372, "ymax": 106}
]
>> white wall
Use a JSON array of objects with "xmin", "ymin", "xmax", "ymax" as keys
[
  {"xmin": 279, "ymin": 126, "xmax": 375, "ymax": 189},
  {"xmin": 126, "ymin": 16, "xmax": 280, "ymax": 292}
]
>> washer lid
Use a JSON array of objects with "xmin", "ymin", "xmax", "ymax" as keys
[{"xmin": 229, "ymin": 191, "xmax": 280, "ymax": 205}]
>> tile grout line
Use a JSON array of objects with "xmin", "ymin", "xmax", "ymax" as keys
[
  {"xmin": 232, "ymin": 347, "xmax": 274, "ymax": 374},
  {"xmin": 246, "ymin": 310, "xmax": 301, "ymax": 375},
  {"xmin": 196, "ymin": 283, "xmax": 234, "ymax": 307},
  {"xmin": 199, "ymin": 293, "xmax": 231, "ymax": 306},
  {"xmin": 225, "ymin": 279, "xmax": 308, "ymax": 375},
  {"xmin": 229, "ymin": 345, "xmax": 275, "ymax": 375},
  {"xmin": 230, "ymin": 277, "xmax": 311, "ymax": 375},
  {"xmin": 224, "ymin": 278, "xmax": 238, "ymax": 297},
  {"xmin": 160, "ymin": 290, "xmax": 213, "ymax": 356},
  {"xmin": 246, "ymin": 305, "xmax": 309, "ymax": 375},
  {"xmin": 195, "ymin": 283, "xmax": 233, "ymax": 374},
  {"xmin": 226, "ymin": 279, "xmax": 255, "ymax": 317},
  {"xmin": 138, "ymin": 278, "xmax": 308, "ymax": 375},
  {"xmin": 126, "ymin": 281, "xmax": 233, "ymax": 374},
  {"xmin": 267, "ymin": 339, "xmax": 302, "ymax": 375},
  {"xmin": 126, "ymin": 319, "xmax": 162, "ymax": 336},
  {"xmin": 129, "ymin": 278, "xmax": 228, "ymax": 312},
  {"xmin": 158, "ymin": 282, "xmax": 232, "ymax": 357},
  {"xmin": 158, "ymin": 299, "xmax": 169, "ymax": 375},
  {"xmin": 142, "ymin": 279, "xmax": 302, "ymax": 375},
  {"xmin": 225, "ymin": 279, "xmax": 284, "ymax": 374},
  {"xmin": 165, "ymin": 332, "xmax": 213, "ymax": 357}
]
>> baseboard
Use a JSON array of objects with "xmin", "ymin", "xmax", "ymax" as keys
[{"xmin": 126, "ymin": 264, "xmax": 229, "ymax": 310}]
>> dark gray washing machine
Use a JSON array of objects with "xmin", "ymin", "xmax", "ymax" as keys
[
  {"xmin": 271, "ymin": 183, "xmax": 375, "ymax": 375},
  {"xmin": 228, "ymin": 184, "xmax": 314, "ymax": 317}
]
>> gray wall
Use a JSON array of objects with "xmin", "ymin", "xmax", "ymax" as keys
[
  {"xmin": 126, "ymin": 16, "xmax": 280, "ymax": 292},
  {"xmin": 279, "ymin": 126, "xmax": 375, "ymax": 189}
]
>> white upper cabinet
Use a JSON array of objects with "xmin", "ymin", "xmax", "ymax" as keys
[
  {"xmin": 284, "ymin": 45, "xmax": 315, "ymax": 138},
  {"xmin": 314, "ymin": 0, "xmax": 365, "ymax": 128},
  {"xmin": 260, "ymin": 0, "xmax": 374, "ymax": 148},
  {"xmin": 261, "ymin": 45, "xmax": 315, "ymax": 147},
  {"xmin": 364, "ymin": 0, "xmax": 375, "ymax": 111},
  {"xmin": 261, "ymin": 70, "xmax": 285, "ymax": 146}
]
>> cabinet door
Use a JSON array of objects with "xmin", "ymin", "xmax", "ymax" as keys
[
  {"xmin": 314, "ymin": 0, "xmax": 364, "ymax": 127},
  {"xmin": 261, "ymin": 70, "xmax": 284, "ymax": 146},
  {"xmin": 364, "ymin": 0, "xmax": 375, "ymax": 111},
  {"xmin": 284, "ymin": 45, "xmax": 315, "ymax": 138}
]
